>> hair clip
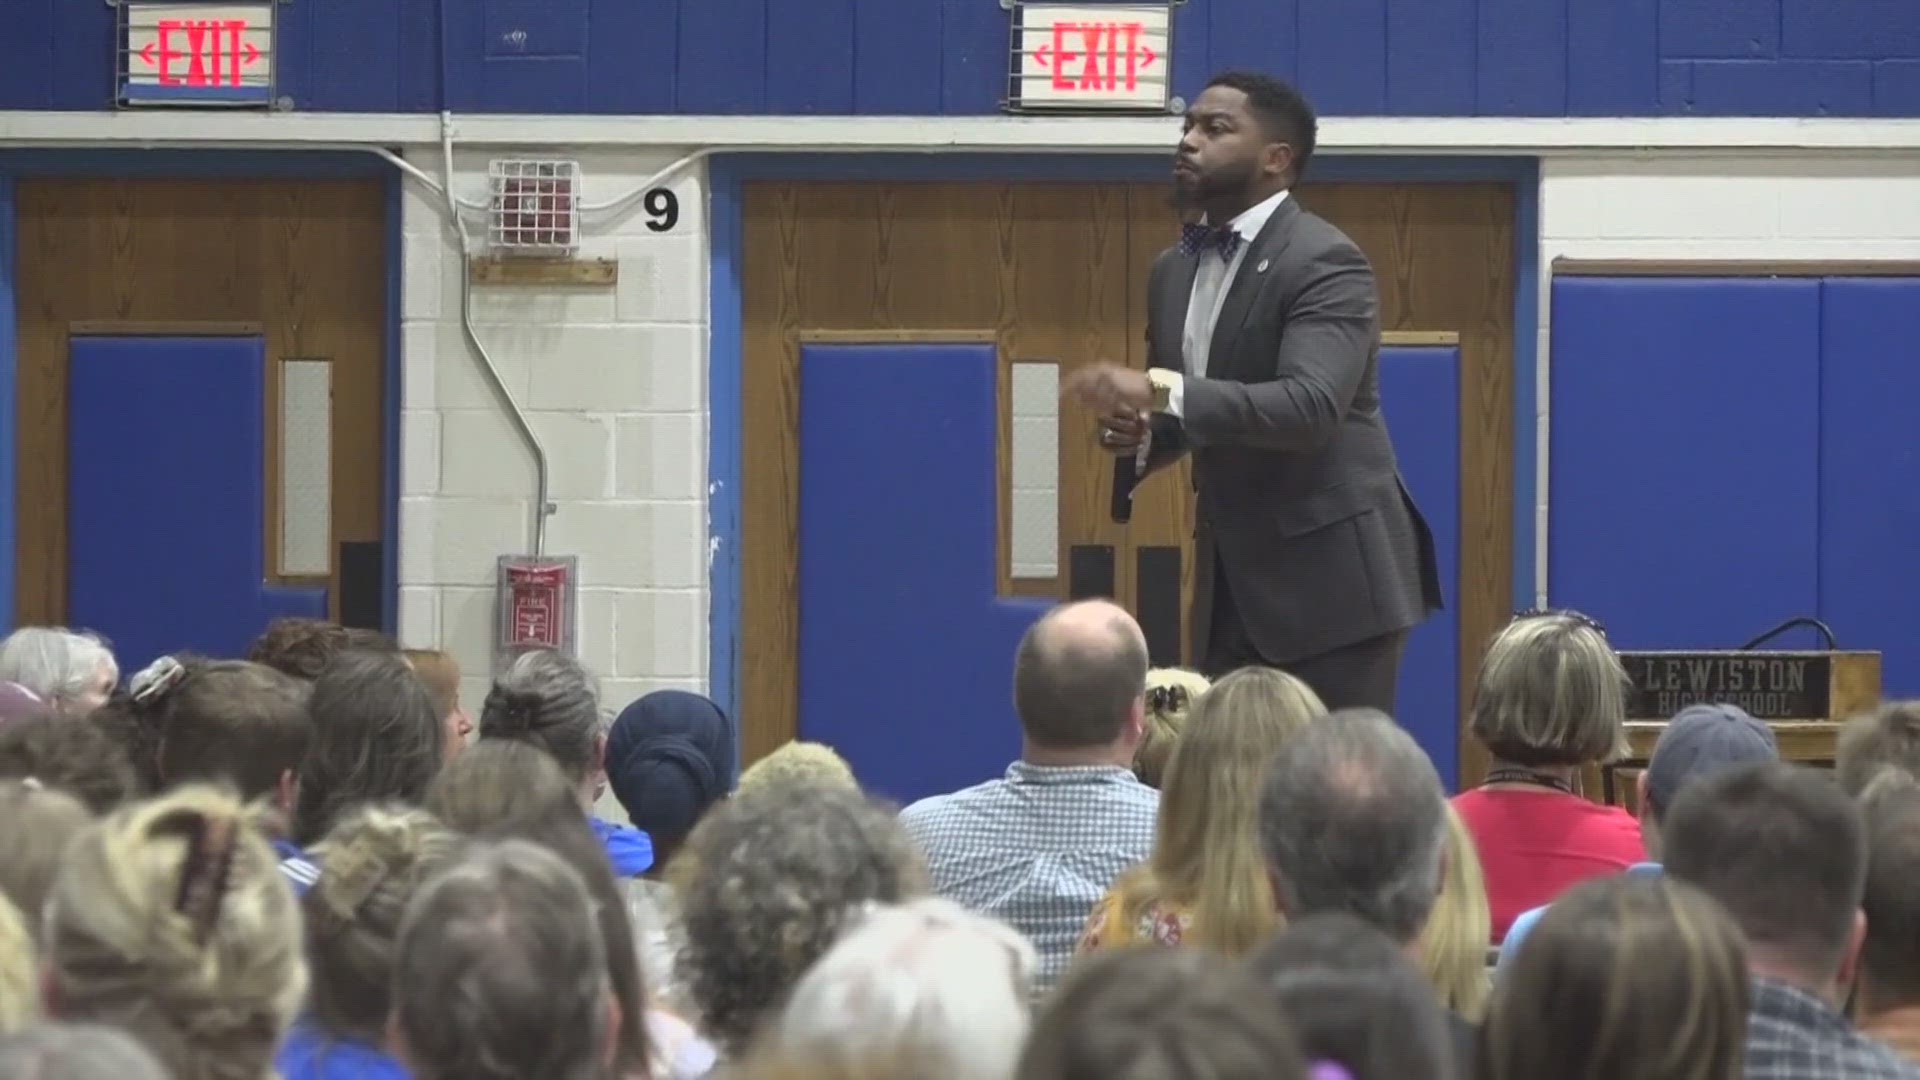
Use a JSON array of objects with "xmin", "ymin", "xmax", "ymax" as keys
[
  {"xmin": 1146, "ymin": 685, "xmax": 1189, "ymax": 714},
  {"xmin": 131, "ymin": 656, "xmax": 189, "ymax": 706},
  {"xmin": 174, "ymin": 815, "xmax": 238, "ymax": 945},
  {"xmin": 1309, "ymin": 1063, "xmax": 1354, "ymax": 1080}
]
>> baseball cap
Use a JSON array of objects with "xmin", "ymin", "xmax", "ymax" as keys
[{"xmin": 1644, "ymin": 702, "xmax": 1779, "ymax": 815}]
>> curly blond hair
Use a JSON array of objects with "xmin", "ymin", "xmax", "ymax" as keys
[{"xmin": 45, "ymin": 784, "xmax": 307, "ymax": 1080}]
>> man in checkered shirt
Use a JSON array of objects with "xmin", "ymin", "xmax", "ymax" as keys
[
  {"xmin": 900, "ymin": 599, "xmax": 1159, "ymax": 991},
  {"xmin": 1663, "ymin": 761, "xmax": 1920, "ymax": 1080}
]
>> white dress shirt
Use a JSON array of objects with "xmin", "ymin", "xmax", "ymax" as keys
[
  {"xmin": 1171, "ymin": 187, "xmax": 1290, "ymax": 415},
  {"xmin": 1133, "ymin": 189, "xmax": 1290, "ymax": 476}
]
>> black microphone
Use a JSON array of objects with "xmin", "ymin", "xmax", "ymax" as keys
[{"xmin": 1111, "ymin": 453, "xmax": 1136, "ymax": 523}]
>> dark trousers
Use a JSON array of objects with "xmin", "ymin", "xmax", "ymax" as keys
[{"xmin": 1202, "ymin": 570, "xmax": 1410, "ymax": 716}]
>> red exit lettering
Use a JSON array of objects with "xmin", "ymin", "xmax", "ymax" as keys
[
  {"xmin": 137, "ymin": 19, "xmax": 261, "ymax": 87},
  {"xmin": 1031, "ymin": 21, "xmax": 1158, "ymax": 92}
]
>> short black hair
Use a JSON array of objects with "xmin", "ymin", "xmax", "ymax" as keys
[
  {"xmin": 1662, "ymin": 761, "xmax": 1866, "ymax": 979},
  {"xmin": 1205, "ymin": 70, "xmax": 1319, "ymax": 179},
  {"xmin": 1012, "ymin": 605, "xmax": 1148, "ymax": 750}
]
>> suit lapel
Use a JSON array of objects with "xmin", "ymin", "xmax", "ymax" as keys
[
  {"xmin": 1159, "ymin": 253, "xmax": 1201, "ymax": 373},
  {"xmin": 1204, "ymin": 197, "xmax": 1301, "ymax": 374}
]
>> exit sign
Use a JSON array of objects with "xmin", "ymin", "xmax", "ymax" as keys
[
  {"xmin": 118, "ymin": 2, "xmax": 276, "ymax": 108},
  {"xmin": 1007, "ymin": 2, "xmax": 1173, "ymax": 114}
]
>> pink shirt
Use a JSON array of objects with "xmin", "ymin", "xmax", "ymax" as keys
[{"xmin": 1451, "ymin": 787, "xmax": 1645, "ymax": 942}]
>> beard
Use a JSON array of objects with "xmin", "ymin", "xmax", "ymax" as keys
[{"xmin": 1169, "ymin": 156, "xmax": 1258, "ymax": 212}]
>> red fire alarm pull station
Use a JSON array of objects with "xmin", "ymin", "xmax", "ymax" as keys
[{"xmin": 496, "ymin": 555, "xmax": 579, "ymax": 670}]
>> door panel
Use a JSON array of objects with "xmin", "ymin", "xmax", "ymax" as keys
[
  {"xmin": 742, "ymin": 180, "xmax": 1514, "ymax": 788},
  {"xmin": 68, "ymin": 334, "xmax": 327, "ymax": 670},
  {"xmin": 14, "ymin": 178, "xmax": 388, "ymax": 639}
]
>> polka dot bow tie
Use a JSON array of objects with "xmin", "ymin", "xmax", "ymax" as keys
[{"xmin": 1179, "ymin": 222, "xmax": 1243, "ymax": 260}]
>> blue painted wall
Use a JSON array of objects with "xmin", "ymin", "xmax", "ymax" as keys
[
  {"xmin": 5, "ymin": 0, "xmax": 1916, "ymax": 115},
  {"xmin": 1549, "ymin": 275, "xmax": 1920, "ymax": 698}
]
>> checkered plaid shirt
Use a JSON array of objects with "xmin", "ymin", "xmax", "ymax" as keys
[
  {"xmin": 900, "ymin": 761, "xmax": 1159, "ymax": 991},
  {"xmin": 1748, "ymin": 977, "xmax": 1920, "ymax": 1080}
]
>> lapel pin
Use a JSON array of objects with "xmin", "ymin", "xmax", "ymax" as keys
[{"xmin": 1256, "ymin": 258, "xmax": 1270, "ymax": 273}]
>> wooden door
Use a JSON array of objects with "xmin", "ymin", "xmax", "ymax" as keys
[
  {"xmin": 14, "ymin": 178, "xmax": 388, "ymax": 664},
  {"xmin": 740, "ymin": 180, "xmax": 1513, "ymax": 789}
]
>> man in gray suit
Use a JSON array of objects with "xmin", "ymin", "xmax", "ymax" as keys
[{"xmin": 1066, "ymin": 71, "xmax": 1441, "ymax": 714}]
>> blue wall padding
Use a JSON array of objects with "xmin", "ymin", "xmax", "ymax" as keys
[
  {"xmin": 67, "ymin": 336, "xmax": 326, "ymax": 673},
  {"xmin": 1548, "ymin": 278, "xmax": 1823, "ymax": 650},
  {"xmin": 1380, "ymin": 345, "xmax": 1461, "ymax": 788},
  {"xmin": 9, "ymin": 0, "xmax": 1919, "ymax": 115},
  {"xmin": 1818, "ymin": 279, "xmax": 1920, "ymax": 697},
  {"xmin": 796, "ymin": 342, "xmax": 1050, "ymax": 805}
]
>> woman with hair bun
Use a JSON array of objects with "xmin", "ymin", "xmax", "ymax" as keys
[
  {"xmin": 478, "ymin": 648, "xmax": 653, "ymax": 877},
  {"xmin": 277, "ymin": 804, "xmax": 463, "ymax": 1080}
]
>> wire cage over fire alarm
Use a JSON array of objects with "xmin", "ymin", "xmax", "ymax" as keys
[{"xmin": 487, "ymin": 158, "xmax": 582, "ymax": 256}]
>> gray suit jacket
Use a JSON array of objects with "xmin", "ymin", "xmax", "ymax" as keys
[{"xmin": 1141, "ymin": 195, "xmax": 1442, "ymax": 664}]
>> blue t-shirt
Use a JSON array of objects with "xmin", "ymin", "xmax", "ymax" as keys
[
  {"xmin": 276, "ymin": 1019, "xmax": 410, "ymax": 1080},
  {"xmin": 274, "ymin": 838, "xmax": 320, "ymax": 897},
  {"xmin": 589, "ymin": 815, "xmax": 654, "ymax": 877},
  {"xmin": 1496, "ymin": 861, "xmax": 1663, "ymax": 972}
]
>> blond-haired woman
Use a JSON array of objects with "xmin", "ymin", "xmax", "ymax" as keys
[
  {"xmin": 43, "ymin": 784, "xmax": 306, "ymax": 1080},
  {"xmin": 1416, "ymin": 804, "xmax": 1492, "ymax": 1022},
  {"xmin": 1451, "ymin": 610, "xmax": 1641, "ymax": 941},
  {"xmin": 1133, "ymin": 668, "xmax": 1211, "ymax": 789},
  {"xmin": 1482, "ymin": 873, "xmax": 1747, "ymax": 1080},
  {"xmin": 277, "ymin": 805, "xmax": 463, "ymax": 1080},
  {"xmin": 1077, "ymin": 666, "xmax": 1325, "ymax": 956}
]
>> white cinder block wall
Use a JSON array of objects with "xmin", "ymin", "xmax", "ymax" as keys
[
  {"xmin": 1532, "ymin": 151, "xmax": 1920, "ymax": 603},
  {"xmin": 397, "ymin": 148, "xmax": 713, "ymax": 721}
]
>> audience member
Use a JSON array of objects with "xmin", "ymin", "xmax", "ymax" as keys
[
  {"xmin": 902, "ymin": 599, "xmax": 1158, "ymax": 990},
  {"xmin": 735, "ymin": 739, "xmax": 857, "ymax": 795},
  {"xmin": 1484, "ymin": 873, "xmax": 1748, "ymax": 1080},
  {"xmin": 479, "ymin": 647, "xmax": 654, "ymax": 876},
  {"xmin": 1663, "ymin": 761, "xmax": 1920, "ymax": 1079},
  {"xmin": 1080, "ymin": 665, "xmax": 1323, "ymax": 955},
  {"xmin": 0, "ymin": 1023, "xmax": 169, "ymax": 1080},
  {"xmin": 1855, "ymin": 775, "xmax": 1920, "ymax": 1063},
  {"xmin": 292, "ymin": 649, "xmax": 444, "ymax": 851},
  {"xmin": 425, "ymin": 738, "xmax": 573, "ymax": 831},
  {"xmin": 44, "ymin": 784, "xmax": 306, "ymax": 1080},
  {"xmin": 392, "ymin": 839, "xmax": 616, "ymax": 1080},
  {"xmin": 247, "ymin": 618, "xmax": 361, "ymax": 682},
  {"xmin": 0, "ymin": 712, "xmax": 137, "ymax": 814},
  {"xmin": 1017, "ymin": 947, "xmax": 1306, "ymax": 1080},
  {"xmin": 735, "ymin": 897, "xmax": 1037, "ymax": 1080},
  {"xmin": 0, "ymin": 780, "xmax": 91, "ymax": 944},
  {"xmin": 1418, "ymin": 805, "xmax": 1491, "ymax": 1021},
  {"xmin": 1246, "ymin": 912, "xmax": 1457, "ymax": 1080},
  {"xmin": 400, "ymin": 648, "xmax": 473, "ymax": 760},
  {"xmin": 1451, "ymin": 610, "xmax": 1640, "ymax": 940},
  {"xmin": 1497, "ymin": 701, "xmax": 1778, "ymax": 968},
  {"xmin": 1838, "ymin": 701, "xmax": 1920, "ymax": 799},
  {"xmin": 1257, "ymin": 708, "xmax": 1474, "ymax": 1075},
  {"xmin": 277, "ymin": 804, "xmax": 462, "ymax": 1080},
  {"xmin": 606, "ymin": 688, "xmax": 737, "ymax": 872},
  {"xmin": 0, "ymin": 627, "xmax": 117, "ymax": 717},
  {"xmin": 678, "ymin": 779, "xmax": 928, "ymax": 1057},
  {"xmin": 1133, "ymin": 667, "xmax": 1212, "ymax": 788}
]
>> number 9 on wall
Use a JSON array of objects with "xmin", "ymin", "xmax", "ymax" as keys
[{"xmin": 644, "ymin": 188, "xmax": 679, "ymax": 233}]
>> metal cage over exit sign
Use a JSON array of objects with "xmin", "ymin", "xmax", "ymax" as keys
[
  {"xmin": 1005, "ymin": 2, "xmax": 1174, "ymax": 114},
  {"xmin": 117, "ymin": 1, "xmax": 277, "ymax": 109}
]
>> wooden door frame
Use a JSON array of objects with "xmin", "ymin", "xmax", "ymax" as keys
[
  {"xmin": 0, "ymin": 154, "xmax": 404, "ymax": 635},
  {"xmin": 710, "ymin": 154, "xmax": 1539, "ymax": 788}
]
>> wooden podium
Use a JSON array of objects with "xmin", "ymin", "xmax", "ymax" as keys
[{"xmin": 1594, "ymin": 649, "xmax": 1882, "ymax": 811}]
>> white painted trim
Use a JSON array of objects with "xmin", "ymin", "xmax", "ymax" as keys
[{"xmin": 4, "ymin": 111, "xmax": 1920, "ymax": 153}]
